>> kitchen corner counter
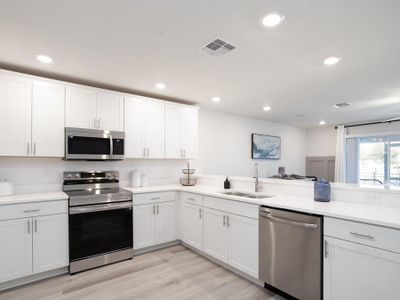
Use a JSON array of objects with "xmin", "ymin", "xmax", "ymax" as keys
[
  {"xmin": 0, "ymin": 192, "xmax": 68, "ymax": 206},
  {"xmin": 125, "ymin": 185, "xmax": 400, "ymax": 230}
]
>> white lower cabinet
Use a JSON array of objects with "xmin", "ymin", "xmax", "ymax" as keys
[
  {"xmin": 324, "ymin": 217, "xmax": 400, "ymax": 300},
  {"xmin": 32, "ymin": 214, "xmax": 69, "ymax": 274},
  {"xmin": 228, "ymin": 213, "xmax": 258, "ymax": 277},
  {"xmin": 203, "ymin": 207, "xmax": 259, "ymax": 278},
  {"xmin": 203, "ymin": 208, "xmax": 228, "ymax": 262},
  {"xmin": 0, "ymin": 218, "xmax": 32, "ymax": 283},
  {"xmin": 182, "ymin": 201, "xmax": 203, "ymax": 251},
  {"xmin": 133, "ymin": 198, "xmax": 176, "ymax": 250},
  {"xmin": 0, "ymin": 210, "xmax": 68, "ymax": 284},
  {"xmin": 324, "ymin": 236, "xmax": 400, "ymax": 300}
]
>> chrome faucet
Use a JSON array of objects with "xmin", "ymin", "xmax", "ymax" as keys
[{"xmin": 255, "ymin": 163, "xmax": 262, "ymax": 192}]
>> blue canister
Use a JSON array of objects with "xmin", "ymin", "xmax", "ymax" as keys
[{"xmin": 314, "ymin": 178, "xmax": 331, "ymax": 202}]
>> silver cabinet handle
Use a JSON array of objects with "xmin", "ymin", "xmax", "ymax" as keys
[
  {"xmin": 324, "ymin": 240, "xmax": 329, "ymax": 258},
  {"xmin": 97, "ymin": 118, "xmax": 101, "ymax": 129},
  {"xmin": 260, "ymin": 212, "xmax": 319, "ymax": 229},
  {"xmin": 151, "ymin": 197, "xmax": 160, "ymax": 201},
  {"xmin": 350, "ymin": 231, "xmax": 374, "ymax": 240},
  {"xmin": 199, "ymin": 208, "xmax": 202, "ymax": 218},
  {"xmin": 143, "ymin": 148, "xmax": 146, "ymax": 157},
  {"xmin": 188, "ymin": 198, "xmax": 195, "ymax": 201},
  {"xmin": 223, "ymin": 215, "xmax": 226, "ymax": 226},
  {"xmin": 147, "ymin": 148, "xmax": 149, "ymax": 157},
  {"xmin": 27, "ymin": 142, "xmax": 30, "ymax": 155},
  {"xmin": 93, "ymin": 117, "xmax": 97, "ymax": 128},
  {"xmin": 153, "ymin": 204, "xmax": 156, "ymax": 215},
  {"xmin": 34, "ymin": 219, "xmax": 37, "ymax": 233},
  {"xmin": 33, "ymin": 143, "xmax": 36, "ymax": 156},
  {"xmin": 183, "ymin": 150, "xmax": 186, "ymax": 157},
  {"xmin": 24, "ymin": 209, "xmax": 40, "ymax": 213},
  {"xmin": 27, "ymin": 220, "xmax": 30, "ymax": 234},
  {"xmin": 226, "ymin": 216, "xmax": 230, "ymax": 227},
  {"xmin": 157, "ymin": 204, "xmax": 159, "ymax": 215}
]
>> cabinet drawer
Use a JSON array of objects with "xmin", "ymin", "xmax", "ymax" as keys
[
  {"xmin": 203, "ymin": 196, "xmax": 258, "ymax": 220},
  {"xmin": 0, "ymin": 201, "xmax": 68, "ymax": 221},
  {"xmin": 325, "ymin": 217, "xmax": 400, "ymax": 254},
  {"xmin": 133, "ymin": 192, "xmax": 176, "ymax": 206},
  {"xmin": 181, "ymin": 192, "xmax": 203, "ymax": 206}
]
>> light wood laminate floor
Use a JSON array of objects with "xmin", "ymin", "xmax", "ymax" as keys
[{"xmin": 0, "ymin": 245, "xmax": 282, "ymax": 300}]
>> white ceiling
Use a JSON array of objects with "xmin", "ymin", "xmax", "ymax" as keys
[{"xmin": 1, "ymin": 0, "xmax": 400, "ymax": 128}]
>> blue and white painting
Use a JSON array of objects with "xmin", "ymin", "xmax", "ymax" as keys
[{"xmin": 252, "ymin": 134, "xmax": 281, "ymax": 159}]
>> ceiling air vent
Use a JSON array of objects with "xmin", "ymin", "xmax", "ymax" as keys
[
  {"xmin": 333, "ymin": 102, "xmax": 351, "ymax": 108},
  {"xmin": 200, "ymin": 38, "xmax": 237, "ymax": 57}
]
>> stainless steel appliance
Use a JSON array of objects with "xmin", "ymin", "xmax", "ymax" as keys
[
  {"xmin": 259, "ymin": 206, "xmax": 322, "ymax": 300},
  {"xmin": 63, "ymin": 171, "xmax": 133, "ymax": 274},
  {"xmin": 65, "ymin": 127, "xmax": 125, "ymax": 160}
]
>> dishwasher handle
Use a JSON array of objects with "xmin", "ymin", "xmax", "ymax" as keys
[{"xmin": 260, "ymin": 212, "xmax": 319, "ymax": 229}]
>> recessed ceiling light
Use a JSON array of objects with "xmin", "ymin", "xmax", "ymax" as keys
[
  {"xmin": 323, "ymin": 56, "xmax": 341, "ymax": 66},
  {"xmin": 36, "ymin": 55, "xmax": 53, "ymax": 64},
  {"xmin": 263, "ymin": 106, "xmax": 272, "ymax": 111},
  {"xmin": 262, "ymin": 13, "xmax": 285, "ymax": 28},
  {"xmin": 319, "ymin": 121, "xmax": 326, "ymax": 125},
  {"xmin": 155, "ymin": 83, "xmax": 166, "ymax": 89},
  {"xmin": 333, "ymin": 102, "xmax": 351, "ymax": 108},
  {"xmin": 211, "ymin": 96, "xmax": 221, "ymax": 103}
]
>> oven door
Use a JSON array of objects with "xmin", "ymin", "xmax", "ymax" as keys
[{"xmin": 69, "ymin": 202, "xmax": 133, "ymax": 262}]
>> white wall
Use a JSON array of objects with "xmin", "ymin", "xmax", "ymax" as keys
[
  {"xmin": 0, "ymin": 109, "xmax": 307, "ymax": 192},
  {"xmin": 197, "ymin": 109, "xmax": 307, "ymax": 178},
  {"xmin": 306, "ymin": 126, "xmax": 336, "ymax": 157}
]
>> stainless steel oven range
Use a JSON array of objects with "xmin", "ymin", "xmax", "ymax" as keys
[{"xmin": 63, "ymin": 171, "xmax": 133, "ymax": 274}]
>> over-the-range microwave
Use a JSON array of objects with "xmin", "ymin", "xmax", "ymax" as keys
[{"xmin": 64, "ymin": 127, "xmax": 125, "ymax": 160}]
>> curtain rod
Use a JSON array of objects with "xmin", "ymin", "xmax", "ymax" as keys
[{"xmin": 335, "ymin": 119, "xmax": 400, "ymax": 129}]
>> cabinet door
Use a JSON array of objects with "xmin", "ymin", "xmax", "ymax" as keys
[
  {"xmin": 0, "ymin": 218, "xmax": 32, "ymax": 283},
  {"xmin": 165, "ymin": 105, "xmax": 182, "ymax": 158},
  {"xmin": 203, "ymin": 208, "xmax": 228, "ymax": 263},
  {"xmin": 155, "ymin": 201, "xmax": 176, "ymax": 244},
  {"xmin": 65, "ymin": 86, "xmax": 97, "ymax": 129},
  {"xmin": 228, "ymin": 214, "xmax": 259, "ymax": 278},
  {"xmin": 145, "ymin": 100, "xmax": 165, "ymax": 158},
  {"xmin": 324, "ymin": 237, "xmax": 400, "ymax": 300},
  {"xmin": 133, "ymin": 204, "xmax": 156, "ymax": 249},
  {"xmin": 32, "ymin": 80, "xmax": 65, "ymax": 157},
  {"xmin": 180, "ymin": 107, "xmax": 198, "ymax": 158},
  {"xmin": 0, "ymin": 72, "xmax": 32, "ymax": 156},
  {"xmin": 182, "ymin": 203, "xmax": 203, "ymax": 250},
  {"xmin": 33, "ymin": 214, "xmax": 68, "ymax": 274},
  {"xmin": 97, "ymin": 91, "xmax": 124, "ymax": 131},
  {"xmin": 125, "ymin": 97, "xmax": 145, "ymax": 158}
]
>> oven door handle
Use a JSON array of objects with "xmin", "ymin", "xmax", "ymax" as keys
[{"xmin": 70, "ymin": 202, "xmax": 132, "ymax": 214}]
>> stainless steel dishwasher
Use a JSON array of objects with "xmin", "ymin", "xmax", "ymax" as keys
[{"xmin": 259, "ymin": 206, "xmax": 322, "ymax": 300}]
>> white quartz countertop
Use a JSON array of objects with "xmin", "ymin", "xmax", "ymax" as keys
[
  {"xmin": 0, "ymin": 192, "xmax": 68, "ymax": 206},
  {"xmin": 125, "ymin": 185, "xmax": 400, "ymax": 230}
]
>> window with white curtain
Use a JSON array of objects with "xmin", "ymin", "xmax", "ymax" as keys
[{"xmin": 346, "ymin": 135, "xmax": 400, "ymax": 186}]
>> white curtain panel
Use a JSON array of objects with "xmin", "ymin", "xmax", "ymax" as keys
[{"xmin": 335, "ymin": 125, "xmax": 347, "ymax": 182}]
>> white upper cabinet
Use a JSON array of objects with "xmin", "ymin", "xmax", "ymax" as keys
[
  {"xmin": 66, "ymin": 86, "xmax": 97, "ymax": 129},
  {"xmin": 125, "ymin": 96, "xmax": 165, "ymax": 158},
  {"xmin": 66, "ymin": 86, "xmax": 124, "ymax": 131},
  {"xmin": 0, "ymin": 72, "xmax": 32, "ymax": 156},
  {"xmin": 96, "ymin": 91, "xmax": 124, "ymax": 131},
  {"xmin": 32, "ymin": 80, "xmax": 65, "ymax": 157},
  {"xmin": 165, "ymin": 104, "xmax": 198, "ymax": 159}
]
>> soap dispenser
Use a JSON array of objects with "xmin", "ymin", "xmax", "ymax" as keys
[{"xmin": 224, "ymin": 176, "xmax": 231, "ymax": 189}]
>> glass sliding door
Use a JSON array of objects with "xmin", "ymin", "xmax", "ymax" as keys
[{"xmin": 390, "ymin": 136, "xmax": 400, "ymax": 186}]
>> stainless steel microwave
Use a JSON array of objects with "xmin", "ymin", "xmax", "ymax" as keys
[{"xmin": 65, "ymin": 127, "xmax": 125, "ymax": 160}]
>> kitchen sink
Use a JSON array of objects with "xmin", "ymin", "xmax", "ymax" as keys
[{"xmin": 219, "ymin": 191, "xmax": 273, "ymax": 199}]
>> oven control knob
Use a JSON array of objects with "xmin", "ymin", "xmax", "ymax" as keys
[
  {"xmin": 74, "ymin": 174, "xmax": 80, "ymax": 179},
  {"xmin": 106, "ymin": 173, "xmax": 111, "ymax": 178},
  {"xmin": 113, "ymin": 173, "xmax": 118, "ymax": 178},
  {"xmin": 67, "ymin": 174, "xmax": 72, "ymax": 179}
]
